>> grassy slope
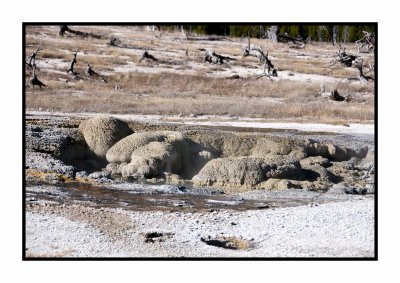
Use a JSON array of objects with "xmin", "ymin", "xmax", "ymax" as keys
[{"xmin": 25, "ymin": 25, "xmax": 375, "ymax": 123}]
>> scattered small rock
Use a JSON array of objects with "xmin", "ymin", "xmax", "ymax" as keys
[
  {"xmin": 75, "ymin": 171, "xmax": 88, "ymax": 178},
  {"xmin": 144, "ymin": 232, "xmax": 174, "ymax": 243},
  {"xmin": 88, "ymin": 171, "xmax": 111, "ymax": 179},
  {"xmin": 201, "ymin": 236, "xmax": 253, "ymax": 250}
]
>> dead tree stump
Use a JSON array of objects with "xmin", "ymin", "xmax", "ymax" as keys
[
  {"xmin": 86, "ymin": 64, "xmax": 98, "ymax": 76},
  {"xmin": 67, "ymin": 51, "xmax": 78, "ymax": 74},
  {"xmin": 30, "ymin": 66, "xmax": 46, "ymax": 88},
  {"xmin": 330, "ymin": 89, "xmax": 349, "ymax": 102},
  {"xmin": 86, "ymin": 64, "xmax": 106, "ymax": 82},
  {"xmin": 138, "ymin": 51, "xmax": 159, "ymax": 63},
  {"xmin": 267, "ymin": 26, "xmax": 278, "ymax": 42}
]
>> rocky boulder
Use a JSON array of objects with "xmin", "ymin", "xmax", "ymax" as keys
[
  {"xmin": 192, "ymin": 156, "xmax": 302, "ymax": 190},
  {"xmin": 106, "ymin": 131, "xmax": 184, "ymax": 163},
  {"xmin": 305, "ymin": 139, "xmax": 368, "ymax": 161},
  {"xmin": 120, "ymin": 141, "xmax": 181, "ymax": 179},
  {"xmin": 79, "ymin": 116, "xmax": 133, "ymax": 159}
]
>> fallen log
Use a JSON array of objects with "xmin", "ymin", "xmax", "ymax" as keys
[
  {"xmin": 59, "ymin": 25, "xmax": 103, "ymax": 39},
  {"xmin": 199, "ymin": 49, "xmax": 236, "ymax": 64}
]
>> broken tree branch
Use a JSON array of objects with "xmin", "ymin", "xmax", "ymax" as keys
[
  {"xmin": 26, "ymin": 45, "xmax": 42, "ymax": 68},
  {"xmin": 330, "ymin": 46, "xmax": 358, "ymax": 67},
  {"xmin": 278, "ymin": 33, "xmax": 305, "ymax": 48}
]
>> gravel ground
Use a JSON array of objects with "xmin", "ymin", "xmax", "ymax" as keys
[{"xmin": 26, "ymin": 197, "xmax": 374, "ymax": 258}]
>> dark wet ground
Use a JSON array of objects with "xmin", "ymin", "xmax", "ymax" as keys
[{"xmin": 25, "ymin": 182, "xmax": 313, "ymax": 212}]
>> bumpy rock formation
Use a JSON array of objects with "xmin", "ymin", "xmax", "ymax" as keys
[
  {"xmin": 192, "ymin": 156, "xmax": 302, "ymax": 190},
  {"xmin": 79, "ymin": 116, "xmax": 133, "ymax": 159},
  {"xmin": 106, "ymin": 131, "xmax": 189, "ymax": 179},
  {"xmin": 193, "ymin": 156, "xmax": 266, "ymax": 187},
  {"xmin": 305, "ymin": 139, "xmax": 368, "ymax": 161},
  {"xmin": 27, "ymin": 114, "xmax": 374, "ymax": 193},
  {"xmin": 121, "ymin": 142, "xmax": 181, "ymax": 179},
  {"xmin": 251, "ymin": 138, "xmax": 293, "ymax": 156},
  {"xmin": 106, "ymin": 131, "xmax": 183, "ymax": 163},
  {"xmin": 185, "ymin": 131, "xmax": 305, "ymax": 158}
]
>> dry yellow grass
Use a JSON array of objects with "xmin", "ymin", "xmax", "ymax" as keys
[{"xmin": 25, "ymin": 25, "xmax": 375, "ymax": 124}]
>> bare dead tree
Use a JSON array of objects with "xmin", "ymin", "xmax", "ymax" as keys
[
  {"xmin": 355, "ymin": 31, "xmax": 375, "ymax": 53},
  {"xmin": 200, "ymin": 49, "xmax": 236, "ymax": 64},
  {"xmin": 30, "ymin": 66, "xmax": 46, "ymax": 88},
  {"xmin": 26, "ymin": 45, "xmax": 41, "ymax": 68},
  {"xmin": 330, "ymin": 46, "xmax": 358, "ymax": 67},
  {"xmin": 331, "ymin": 47, "xmax": 374, "ymax": 82},
  {"xmin": 67, "ymin": 51, "xmax": 78, "ymax": 74},
  {"xmin": 138, "ymin": 51, "xmax": 159, "ymax": 63},
  {"xmin": 58, "ymin": 25, "xmax": 103, "ymax": 39},
  {"xmin": 242, "ymin": 39, "xmax": 278, "ymax": 76},
  {"xmin": 267, "ymin": 26, "xmax": 278, "ymax": 42},
  {"xmin": 325, "ymin": 25, "xmax": 338, "ymax": 45},
  {"xmin": 352, "ymin": 58, "xmax": 374, "ymax": 81}
]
